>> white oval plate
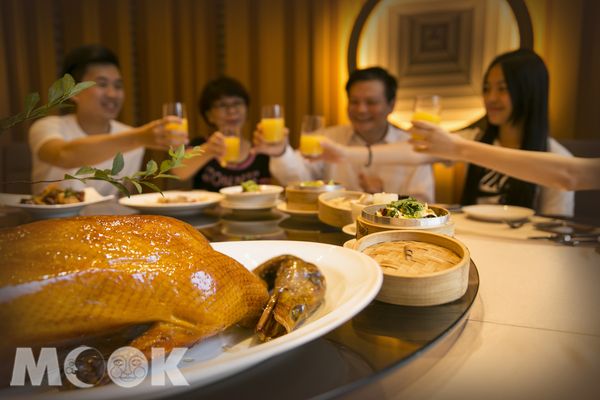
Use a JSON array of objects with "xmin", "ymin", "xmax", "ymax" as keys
[
  {"xmin": 276, "ymin": 202, "xmax": 318, "ymax": 216},
  {"xmin": 219, "ymin": 185, "xmax": 283, "ymax": 207},
  {"xmin": 0, "ymin": 187, "xmax": 113, "ymax": 219},
  {"xmin": 119, "ymin": 191, "xmax": 223, "ymax": 216},
  {"xmin": 220, "ymin": 199, "xmax": 280, "ymax": 210},
  {"xmin": 342, "ymin": 223, "xmax": 357, "ymax": 236},
  {"xmin": 462, "ymin": 204, "xmax": 535, "ymax": 222},
  {"xmin": 6, "ymin": 241, "xmax": 382, "ymax": 400}
]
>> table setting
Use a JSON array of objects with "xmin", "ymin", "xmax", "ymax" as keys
[{"xmin": 1, "ymin": 186, "xmax": 598, "ymax": 400}]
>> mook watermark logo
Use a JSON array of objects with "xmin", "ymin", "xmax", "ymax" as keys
[{"xmin": 10, "ymin": 346, "xmax": 189, "ymax": 388}]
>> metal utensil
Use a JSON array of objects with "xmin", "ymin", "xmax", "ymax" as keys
[{"xmin": 528, "ymin": 233, "xmax": 600, "ymax": 246}]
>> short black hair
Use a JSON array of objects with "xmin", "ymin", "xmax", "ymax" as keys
[
  {"xmin": 198, "ymin": 76, "xmax": 250, "ymax": 127},
  {"xmin": 61, "ymin": 44, "xmax": 120, "ymax": 82},
  {"xmin": 345, "ymin": 66, "xmax": 397, "ymax": 103}
]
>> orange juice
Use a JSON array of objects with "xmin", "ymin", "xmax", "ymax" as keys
[
  {"xmin": 223, "ymin": 136, "xmax": 240, "ymax": 164},
  {"xmin": 412, "ymin": 111, "xmax": 441, "ymax": 124},
  {"xmin": 300, "ymin": 134, "xmax": 324, "ymax": 156},
  {"xmin": 165, "ymin": 118, "xmax": 188, "ymax": 133},
  {"xmin": 412, "ymin": 111, "xmax": 440, "ymax": 140},
  {"xmin": 261, "ymin": 118, "xmax": 284, "ymax": 142}
]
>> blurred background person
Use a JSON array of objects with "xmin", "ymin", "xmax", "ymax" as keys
[
  {"xmin": 254, "ymin": 66, "xmax": 435, "ymax": 202},
  {"xmin": 29, "ymin": 44, "xmax": 187, "ymax": 196},
  {"xmin": 172, "ymin": 76, "xmax": 272, "ymax": 191},
  {"xmin": 314, "ymin": 50, "xmax": 575, "ymax": 215}
]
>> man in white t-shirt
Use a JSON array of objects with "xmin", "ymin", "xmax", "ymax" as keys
[
  {"xmin": 29, "ymin": 44, "xmax": 187, "ymax": 196},
  {"xmin": 253, "ymin": 67, "xmax": 435, "ymax": 203}
]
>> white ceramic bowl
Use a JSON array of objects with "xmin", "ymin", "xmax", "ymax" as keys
[{"xmin": 219, "ymin": 184, "xmax": 283, "ymax": 208}]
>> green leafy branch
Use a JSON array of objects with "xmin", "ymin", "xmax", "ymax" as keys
[
  {"xmin": 0, "ymin": 74, "xmax": 95, "ymax": 131},
  {"xmin": 62, "ymin": 145, "xmax": 205, "ymax": 197}
]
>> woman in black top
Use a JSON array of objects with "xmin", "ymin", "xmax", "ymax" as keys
[
  {"xmin": 173, "ymin": 77, "xmax": 271, "ymax": 191},
  {"xmin": 460, "ymin": 48, "xmax": 572, "ymax": 215}
]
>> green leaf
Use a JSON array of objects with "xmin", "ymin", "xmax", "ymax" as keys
[
  {"xmin": 140, "ymin": 181, "xmax": 162, "ymax": 193},
  {"xmin": 63, "ymin": 174, "xmax": 87, "ymax": 184},
  {"xmin": 155, "ymin": 174, "xmax": 180, "ymax": 180},
  {"xmin": 145, "ymin": 160, "xmax": 158, "ymax": 175},
  {"xmin": 94, "ymin": 169, "xmax": 110, "ymax": 179},
  {"xmin": 130, "ymin": 180, "xmax": 143, "ymax": 194},
  {"xmin": 48, "ymin": 77, "xmax": 66, "ymax": 104},
  {"xmin": 132, "ymin": 170, "xmax": 147, "ymax": 178},
  {"xmin": 159, "ymin": 159, "xmax": 172, "ymax": 173},
  {"xmin": 70, "ymin": 80, "xmax": 95, "ymax": 96},
  {"xmin": 108, "ymin": 181, "xmax": 131, "ymax": 197},
  {"xmin": 24, "ymin": 93, "xmax": 41, "ymax": 117},
  {"xmin": 75, "ymin": 166, "xmax": 96, "ymax": 175},
  {"xmin": 111, "ymin": 153, "xmax": 125, "ymax": 175},
  {"xmin": 175, "ymin": 144, "xmax": 185, "ymax": 159},
  {"xmin": 61, "ymin": 74, "xmax": 75, "ymax": 92}
]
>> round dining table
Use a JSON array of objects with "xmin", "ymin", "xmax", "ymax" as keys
[{"xmin": 1, "ymin": 199, "xmax": 598, "ymax": 400}]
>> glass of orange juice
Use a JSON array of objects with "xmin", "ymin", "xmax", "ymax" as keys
[
  {"xmin": 261, "ymin": 105, "xmax": 284, "ymax": 143},
  {"xmin": 221, "ymin": 128, "xmax": 241, "ymax": 166},
  {"xmin": 162, "ymin": 102, "xmax": 188, "ymax": 133},
  {"xmin": 299, "ymin": 115, "xmax": 325, "ymax": 157},
  {"xmin": 412, "ymin": 95, "xmax": 441, "ymax": 140}
]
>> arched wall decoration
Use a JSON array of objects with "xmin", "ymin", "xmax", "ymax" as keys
[{"xmin": 347, "ymin": 0, "xmax": 533, "ymax": 74}]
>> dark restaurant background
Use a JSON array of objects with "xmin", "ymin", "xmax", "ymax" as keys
[{"xmin": 1, "ymin": 0, "xmax": 599, "ymax": 205}]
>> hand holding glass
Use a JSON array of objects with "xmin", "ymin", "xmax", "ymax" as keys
[
  {"xmin": 412, "ymin": 95, "xmax": 441, "ymax": 140},
  {"xmin": 221, "ymin": 128, "xmax": 241, "ymax": 166},
  {"xmin": 261, "ymin": 105, "xmax": 284, "ymax": 143},
  {"xmin": 412, "ymin": 95, "xmax": 441, "ymax": 124},
  {"xmin": 162, "ymin": 102, "xmax": 188, "ymax": 133},
  {"xmin": 299, "ymin": 115, "xmax": 325, "ymax": 157}
]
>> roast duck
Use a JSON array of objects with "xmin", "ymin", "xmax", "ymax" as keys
[{"xmin": 0, "ymin": 215, "xmax": 272, "ymax": 362}]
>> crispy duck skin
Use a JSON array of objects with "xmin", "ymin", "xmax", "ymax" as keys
[{"xmin": 0, "ymin": 215, "xmax": 269, "ymax": 357}]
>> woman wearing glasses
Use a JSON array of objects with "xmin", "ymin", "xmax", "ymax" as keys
[{"xmin": 172, "ymin": 76, "xmax": 272, "ymax": 191}]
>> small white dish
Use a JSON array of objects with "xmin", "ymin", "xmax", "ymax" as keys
[
  {"xmin": 342, "ymin": 223, "xmax": 357, "ymax": 236},
  {"xmin": 119, "ymin": 190, "xmax": 223, "ymax": 216},
  {"xmin": 220, "ymin": 199, "xmax": 280, "ymax": 210},
  {"xmin": 462, "ymin": 204, "xmax": 535, "ymax": 222},
  {"xmin": 0, "ymin": 187, "xmax": 113, "ymax": 219},
  {"xmin": 219, "ymin": 184, "xmax": 283, "ymax": 208},
  {"xmin": 343, "ymin": 238, "xmax": 357, "ymax": 249},
  {"xmin": 276, "ymin": 202, "xmax": 318, "ymax": 216}
]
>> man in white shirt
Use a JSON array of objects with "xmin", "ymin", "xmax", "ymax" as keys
[
  {"xmin": 254, "ymin": 67, "xmax": 435, "ymax": 203},
  {"xmin": 29, "ymin": 44, "xmax": 187, "ymax": 196}
]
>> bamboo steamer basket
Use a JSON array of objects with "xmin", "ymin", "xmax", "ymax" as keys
[
  {"xmin": 318, "ymin": 190, "xmax": 365, "ymax": 228},
  {"xmin": 356, "ymin": 204, "xmax": 454, "ymax": 238},
  {"xmin": 285, "ymin": 182, "xmax": 344, "ymax": 211},
  {"xmin": 354, "ymin": 230, "xmax": 470, "ymax": 306}
]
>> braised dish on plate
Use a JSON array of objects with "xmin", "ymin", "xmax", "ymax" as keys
[{"xmin": 20, "ymin": 185, "xmax": 85, "ymax": 205}]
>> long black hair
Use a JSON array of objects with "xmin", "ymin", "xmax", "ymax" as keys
[{"xmin": 462, "ymin": 48, "xmax": 549, "ymax": 209}]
